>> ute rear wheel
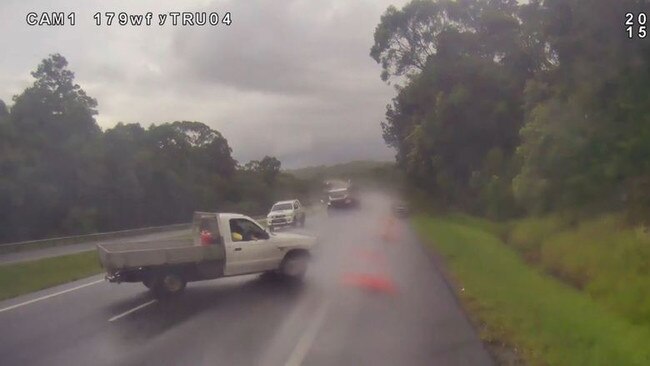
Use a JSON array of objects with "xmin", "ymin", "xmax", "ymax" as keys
[
  {"xmin": 143, "ymin": 278, "xmax": 154, "ymax": 289},
  {"xmin": 150, "ymin": 272, "xmax": 186, "ymax": 297}
]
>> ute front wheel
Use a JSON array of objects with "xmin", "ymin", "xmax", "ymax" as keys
[{"xmin": 280, "ymin": 252, "xmax": 309, "ymax": 281}]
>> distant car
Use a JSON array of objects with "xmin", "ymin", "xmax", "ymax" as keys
[
  {"xmin": 391, "ymin": 201, "xmax": 409, "ymax": 218},
  {"xmin": 267, "ymin": 199, "xmax": 306, "ymax": 230}
]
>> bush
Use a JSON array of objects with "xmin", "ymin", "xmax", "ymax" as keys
[
  {"xmin": 539, "ymin": 214, "xmax": 650, "ymax": 326},
  {"xmin": 503, "ymin": 213, "xmax": 650, "ymax": 327},
  {"xmin": 507, "ymin": 214, "xmax": 567, "ymax": 261}
]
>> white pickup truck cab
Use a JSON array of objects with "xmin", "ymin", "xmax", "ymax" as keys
[
  {"xmin": 267, "ymin": 199, "xmax": 306, "ymax": 229},
  {"xmin": 97, "ymin": 212, "xmax": 316, "ymax": 296}
]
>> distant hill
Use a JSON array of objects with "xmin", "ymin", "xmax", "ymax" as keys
[{"xmin": 285, "ymin": 160, "xmax": 396, "ymax": 181}]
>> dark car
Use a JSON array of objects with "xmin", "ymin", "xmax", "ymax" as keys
[
  {"xmin": 322, "ymin": 179, "xmax": 360, "ymax": 210},
  {"xmin": 327, "ymin": 187, "xmax": 359, "ymax": 209},
  {"xmin": 391, "ymin": 201, "xmax": 409, "ymax": 218}
]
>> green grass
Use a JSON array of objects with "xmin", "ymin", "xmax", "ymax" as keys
[
  {"xmin": 445, "ymin": 213, "xmax": 509, "ymax": 238},
  {"xmin": 0, "ymin": 251, "xmax": 102, "ymax": 301},
  {"xmin": 414, "ymin": 215, "xmax": 650, "ymax": 366}
]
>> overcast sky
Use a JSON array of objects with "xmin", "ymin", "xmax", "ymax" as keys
[{"xmin": 0, "ymin": 0, "xmax": 408, "ymax": 168}]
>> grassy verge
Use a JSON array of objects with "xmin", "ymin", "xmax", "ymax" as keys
[
  {"xmin": 507, "ymin": 214, "xmax": 650, "ymax": 327},
  {"xmin": 414, "ymin": 215, "xmax": 650, "ymax": 366},
  {"xmin": 0, "ymin": 251, "xmax": 102, "ymax": 301}
]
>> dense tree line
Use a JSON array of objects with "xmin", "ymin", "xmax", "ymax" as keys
[
  {"xmin": 372, "ymin": 0, "xmax": 650, "ymax": 221},
  {"xmin": 0, "ymin": 55, "xmax": 307, "ymax": 243}
]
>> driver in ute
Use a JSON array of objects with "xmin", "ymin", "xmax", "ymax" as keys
[
  {"xmin": 230, "ymin": 220, "xmax": 265, "ymax": 241},
  {"xmin": 230, "ymin": 221, "xmax": 244, "ymax": 241}
]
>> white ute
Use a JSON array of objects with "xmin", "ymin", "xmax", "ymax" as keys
[
  {"xmin": 97, "ymin": 212, "xmax": 316, "ymax": 296},
  {"xmin": 267, "ymin": 199, "xmax": 306, "ymax": 230}
]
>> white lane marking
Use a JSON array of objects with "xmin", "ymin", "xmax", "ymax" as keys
[
  {"xmin": 284, "ymin": 299, "xmax": 332, "ymax": 366},
  {"xmin": 0, "ymin": 279, "xmax": 104, "ymax": 314},
  {"xmin": 108, "ymin": 299, "xmax": 157, "ymax": 322}
]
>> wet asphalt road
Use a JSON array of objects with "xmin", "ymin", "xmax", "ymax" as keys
[{"xmin": 0, "ymin": 192, "xmax": 493, "ymax": 366}]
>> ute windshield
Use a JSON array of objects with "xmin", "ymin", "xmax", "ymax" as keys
[{"xmin": 271, "ymin": 203, "xmax": 293, "ymax": 211}]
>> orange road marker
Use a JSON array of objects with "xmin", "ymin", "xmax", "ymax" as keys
[
  {"xmin": 341, "ymin": 273, "xmax": 397, "ymax": 295},
  {"xmin": 354, "ymin": 248, "xmax": 387, "ymax": 265}
]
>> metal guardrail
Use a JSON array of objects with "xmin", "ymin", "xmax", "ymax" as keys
[
  {"xmin": 0, "ymin": 223, "xmax": 191, "ymax": 255},
  {"xmin": 0, "ymin": 213, "xmax": 286, "ymax": 256}
]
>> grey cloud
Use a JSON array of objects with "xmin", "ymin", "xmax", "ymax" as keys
[
  {"xmin": 0, "ymin": 0, "xmax": 407, "ymax": 168},
  {"xmin": 164, "ymin": 0, "xmax": 403, "ymax": 166},
  {"xmin": 171, "ymin": 0, "xmax": 390, "ymax": 96}
]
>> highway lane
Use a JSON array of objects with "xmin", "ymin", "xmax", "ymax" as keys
[{"xmin": 0, "ymin": 192, "xmax": 493, "ymax": 366}]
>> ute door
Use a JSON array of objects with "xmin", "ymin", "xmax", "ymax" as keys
[{"xmin": 224, "ymin": 218, "xmax": 275, "ymax": 274}]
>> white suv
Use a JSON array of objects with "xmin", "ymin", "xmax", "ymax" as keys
[{"xmin": 267, "ymin": 199, "xmax": 306, "ymax": 230}]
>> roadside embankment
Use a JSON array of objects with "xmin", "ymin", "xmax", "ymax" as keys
[
  {"xmin": 507, "ymin": 214, "xmax": 650, "ymax": 327},
  {"xmin": 414, "ymin": 215, "xmax": 650, "ymax": 366},
  {"xmin": 0, "ymin": 251, "xmax": 102, "ymax": 301}
]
